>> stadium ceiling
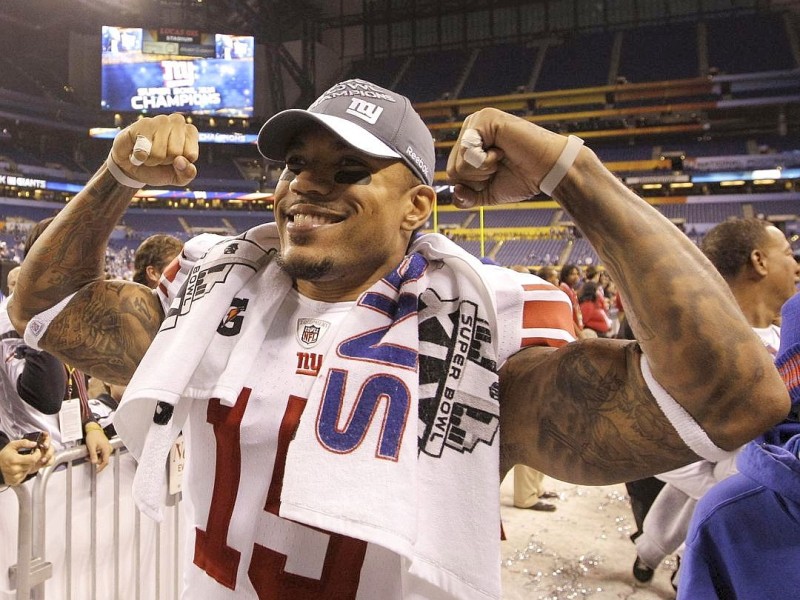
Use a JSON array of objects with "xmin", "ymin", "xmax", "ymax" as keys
[
  {"xmin": 0, "ymin": 0, "xmax": 549, "ymax": 38},
  {"xmin": 0, "ymin": 0, "xmax": 320, "ymax": 37}
]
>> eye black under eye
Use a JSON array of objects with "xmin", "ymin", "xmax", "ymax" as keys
[{"xmin": 334, "ymin": 170, "xmax": 372, "ymax": 185}]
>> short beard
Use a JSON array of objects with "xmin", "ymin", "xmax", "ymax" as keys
[{"xmin": 276, "ymin": 254, "xmax": 333, "ymax": 281}]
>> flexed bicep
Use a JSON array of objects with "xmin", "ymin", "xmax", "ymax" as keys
[
  {"xmin": 498, "ymin": 339, "xmax": 697, "ymax": 485},
  {"xmin": 40, "ymin": 279, "xmax": 164, "ymax": 385}
]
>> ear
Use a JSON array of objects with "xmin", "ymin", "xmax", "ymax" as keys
[
  {"xmin": 750, "ymin": 248, "xmax": 769, "ymax": 277},
  {"xmin": 145, "ymin": 265, "xmax": 161, "ymax": 286},
  {"xmin": 401, "ymin": 184, "xmax": 436, "ymax": 232}
]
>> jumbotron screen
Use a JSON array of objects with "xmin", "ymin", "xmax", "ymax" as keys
[{"xmin": 100, "ymin": 26, "xmax": 254, "ymax": 118}]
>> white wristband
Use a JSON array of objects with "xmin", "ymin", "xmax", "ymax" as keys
[
  {"xmin": 640, "ymin": 354, "xmax": 734, "ymax": 463},
  {"xmin": 539, "ymin": 135, "xmax": 584, "ymax": 196},
  {"xmin": 106, "ymin": 153, "xmax": 145, "ymax": 189},
  {"xmin": 24, "ymin": 291, "xmax": 78, "ymax": 351}
]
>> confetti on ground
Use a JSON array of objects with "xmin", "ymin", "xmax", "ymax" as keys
[{"xmin": 500, "ymin": 480, "xmax": 679, "ymax": 600}]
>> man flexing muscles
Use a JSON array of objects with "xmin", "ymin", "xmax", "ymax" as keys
[{"xmin": 9, "ymin": 79, "xmax": 788, "ymax": 599}]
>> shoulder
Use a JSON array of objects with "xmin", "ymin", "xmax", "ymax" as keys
[
  {"xmin": 487, "ymin": 270, "xmax": 575, "ymax": 360},
  {"xmin": 689, "ymin": 473, "xmax": 765, "ymax": 537}
]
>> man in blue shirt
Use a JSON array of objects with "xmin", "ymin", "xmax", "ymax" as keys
[{"xmin": 678, "ymin": 292, "xmax": 800, "ymax": 599}]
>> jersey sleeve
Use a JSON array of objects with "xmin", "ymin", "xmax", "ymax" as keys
[{"xmin": 484, "ymin": 266, "xmax": 576, "ymax": 367}]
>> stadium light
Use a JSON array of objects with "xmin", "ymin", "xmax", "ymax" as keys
[{"xmin": 751, "ymin": 169, "xmax": 781, "ymax": 179}]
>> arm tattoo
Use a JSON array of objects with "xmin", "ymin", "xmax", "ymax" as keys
[
  {"xmin": 42, "ymin": 281, "xmax": 162, "ymax": 385},
  {"xmin": 499, "ymin": 340, "xmax": 696, "ymax": 485},
  {"xmin": 14, "ymin": 168, "xmax": 158, "ymax": 385},
  {"xmin": 21, "ymin": 172, "xmax": 137, "ymax": 314}
]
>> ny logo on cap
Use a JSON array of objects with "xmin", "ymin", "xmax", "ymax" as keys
[{"xmin": 345, "ymin": 98, "xmax": 383, "ymax": 125}]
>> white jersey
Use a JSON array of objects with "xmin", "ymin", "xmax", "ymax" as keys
[
  {"xmin": 752, "ymin": 323, "xmax": 780, "ymax": 357},
  {"xmin": 153, "ymin": 237, "xmax": 575, "ymax": 599},
  {"xmin": 180, "ymin": 288, "xmax": 402, "ymax": 598}
]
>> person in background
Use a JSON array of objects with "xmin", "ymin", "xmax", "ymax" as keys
[
  {"xmin": 631, "ymin": 217, "xmax": 799, "ymax": 587},
  {"xmin": 479, "ymin": 261, "xmax": 563, "ymax": 513},
  {"xmin": 678, "ymin": 292, "xmax": 800, "ymax": 599},
  {"xmin": 512, "ymin": 263, "xmax": 561, "ymax": 512},
  {"xmin": 5, "ymin": 265, "xmax": 19, "ymax": 296},
  {"xmin": 535, "ymin": 266, "xmax": 559, "ymax": 287},
  {"xmin": 597, "ymin": 269, "xmax": 618, "ymax": 335},
  {"xmin": 131, "ymin": 234, "xmax": 183, "ymax": 289},
  {"xmin": 583, "ymin": 264, "xmax": 599, "ymax": 287},
  {"xmin": 617, "ymin": 311, "xmax": 667, "ymax": 552},
  {"xmin": 558, "ymin": 263, "xmax": 584, "ymax": 336},
  {"xmin": 700, "ymin": 218, "xmax": 797, "ymax": 357},
  {"xmin": 9, "ymin": 80, "xmax": 789, "ymax": 599},
  {"xmin": 597, "ymin": 269, "xmax": 615, "ymax": 303},
  {"xmin": 578, "ymin": 280, "xmax": 612, "ymax": 337},
  {"xmin": 583, "ymin": 265, "xmax": 609, "ymax": 308}
]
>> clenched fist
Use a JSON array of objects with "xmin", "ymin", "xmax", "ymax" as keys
[{"xmin": 109, "ymin": 113, "xmax": 199, "ymax": 188}]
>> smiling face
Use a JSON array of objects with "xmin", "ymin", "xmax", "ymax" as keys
[{"xmin": 273, "ymin": 125, "xmax": 434, "ymax": 301}]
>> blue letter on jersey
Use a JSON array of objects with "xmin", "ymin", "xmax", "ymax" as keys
[{"xmin": 317, "ymin": 369, "xmax": 410, "ymax": 460}]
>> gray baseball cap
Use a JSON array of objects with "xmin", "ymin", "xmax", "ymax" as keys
[{"xmin": 257, "ymin": 79, "xmax": 435, "ymax": 185}]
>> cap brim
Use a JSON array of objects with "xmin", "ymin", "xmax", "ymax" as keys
[{"xmin": 257, "ymin": 110, "xmax": 401, "ymax": 162}]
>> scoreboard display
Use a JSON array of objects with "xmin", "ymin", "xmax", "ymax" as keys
[{"xmin": 100, "ymin": 26, "xmax": 254, "ymax": 118}]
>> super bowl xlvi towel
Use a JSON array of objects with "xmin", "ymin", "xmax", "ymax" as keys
[{"xmin": 114, "ymin": 223, "xmax": 575, "ymax": 600}]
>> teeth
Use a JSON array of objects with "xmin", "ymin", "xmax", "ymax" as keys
[{"xmin": 293, "ymin": 213, "xmax": 335, "ymax": 226}]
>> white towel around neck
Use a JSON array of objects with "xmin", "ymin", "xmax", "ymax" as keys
[{"xmin": 115, "ymin": 223, "xmax": 531, "ymax": 599}]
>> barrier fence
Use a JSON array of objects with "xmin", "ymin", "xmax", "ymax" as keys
[{"xmin": 2, "ymin": 438, "xmax": 185, "ymax": 600}]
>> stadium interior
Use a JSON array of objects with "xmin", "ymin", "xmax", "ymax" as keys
[{"xmin": 1, "ymin": 0, "xmax": 799, "ymax": 273}]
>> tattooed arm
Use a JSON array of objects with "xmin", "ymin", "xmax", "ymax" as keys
[
  {"xmin": 447, "ymin": 108, "xmax": 790, "ymax": 484},
  {"xmin": 498, "ymin": 341, "xmax": 698, "ymax": 484},
  {"xmin": 8, "ymin": 113, "xmax": 198, "ymax": 385}
]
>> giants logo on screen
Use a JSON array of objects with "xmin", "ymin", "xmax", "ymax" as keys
[
  {"xmin": 129, "ymin": 60, "xmax": 222, "ymax": 111},
  {"xmin": 163, "ymin": 60, "xmax": 196, "ymax": 88}
]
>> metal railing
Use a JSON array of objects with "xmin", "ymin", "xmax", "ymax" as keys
[{"xmin": 6, "ymin": 438, "xmax": 183, "ymax": 600}]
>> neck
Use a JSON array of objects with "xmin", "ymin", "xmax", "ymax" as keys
[
  {"xmin": 294, "ymin": 278, "xmax": 371, "ymax": 302},
  {"xmin": 732, "ymin": 287, "xmax": 780, "ymax": 329}
]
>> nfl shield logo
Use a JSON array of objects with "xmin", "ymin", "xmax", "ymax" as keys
[
  {"xmin": 301, "ymin": 324, "xmax": 320, "ymax": 345},
  {"xmin": 296, "ymin": 318, "xmax": 331, "ymax": 349}
]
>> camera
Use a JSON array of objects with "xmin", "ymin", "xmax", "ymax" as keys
[{"xmin": 17, "ymin": 431, "xmax": 45, "ymax": 455}]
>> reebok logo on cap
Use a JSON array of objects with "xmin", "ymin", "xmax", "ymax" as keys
[{"xmin": 406, "ymin": 146, "xmax": 429, "ymax": 180}]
